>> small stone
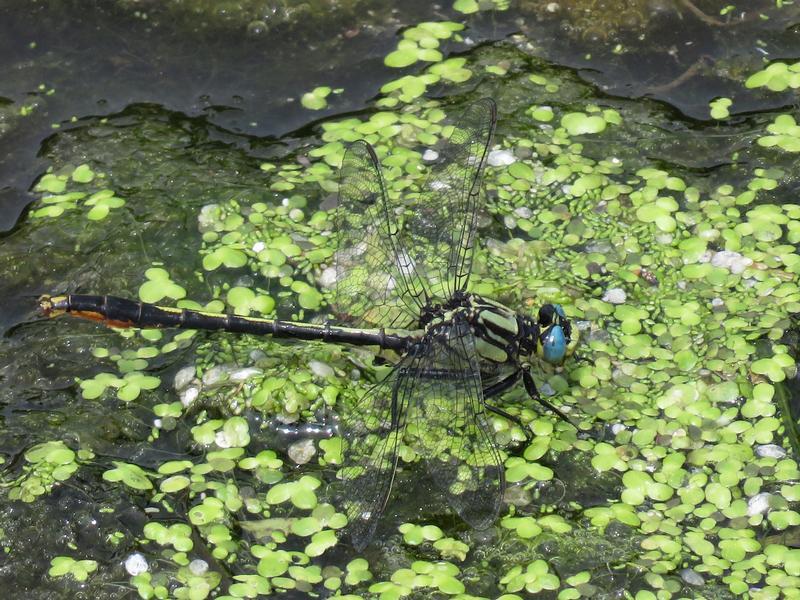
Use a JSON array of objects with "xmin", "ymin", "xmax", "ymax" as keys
[
  {"xmin": 711, "ymin": 250, "xmax": 753, "ymax": 274},
  {"xmin": 503, "ymin": 483, "xmax": 531, "ymax": 506},
  {"xmin": 422, "ymin": 149, "xmax": 439, "ymax": 162},
  {"xmin": 252, "ymin": 241, "xmax": 266, "ymax": 252},
  {"xmin": 197, "ymin": 204, "xmax": 220, "ymax": 230},
  {"xmin": 288, "ymin": 439, "xmax": 316, "ymax": 465},
  {"xmin": 319, "ymin": 266, "xmax": 338, "ymax": 288},
  {"xmin": 680, "ymin": 568, "xmax": 704, "ymax": 586},
  {"xmin": 309, "ymin": 360, "xmax": 334, "ymax": 378},
  {"xmin": 173, "ymin": 366, "xmax": 196, "ymax": 391},
  {"xmin": 756, "ymin": 444, "xmax": 786, "ymax": 458},
  {"xmin": 487, "ymin": 149, "xmax": 516, "ymax": 167},
  {"xmin": 215, "ymin": 430, "xmax": 231, "ymax": 448},
  {"xmin": 188, "ymin": 559, "xmax": 208, "ymax": 575},
  {"xmin": 546, "ymin": 2, "xmax": 560, "ymax": 12},
  {"xmin": 514, "ymin": 206, "xmax": 532, "ymax": 219},
  {"xmin": 249, "ymin": 349, "xmax": 267, "ymax": 362},
  {"xmin": 539, "ymin": 382, "xmax": 556, "ymax": 396},
  {"xmin": 125, "ymin": 553, "xmax": 149, "ymax": 576},
  {"xmin": 230, "ymin": 367, "xmax": 263, "ymax": 382},
  {"xmin": 180, "ymin": 386, "xmax": 199, "ymax": 408},
  {"xmin": 602, "ymin": 288, "xmax": 627, "ymax": 304},
  {"xmin": 202, "ymin": 365, "xmax": 230, "ymax": 388},
  {"xmin": 747, "ymin": 492, "xmax": 772, "ymax": 516}
]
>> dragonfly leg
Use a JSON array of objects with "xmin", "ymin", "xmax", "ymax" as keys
[
  {"xmin": 390, "ymin": 378, "xmax": 401, "ymax": 429},
  {"xmin": 521, "ymin": 364, "xmax": 576, "ymax": 428},
  {"xmin": 481, "ymin": 369, "xmax": 532, "ymax": 442}
]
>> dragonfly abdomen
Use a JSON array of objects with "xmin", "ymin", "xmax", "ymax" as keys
[{"xmin": 39, "ymin": 294, "xmax": 416, "ymax": 352}]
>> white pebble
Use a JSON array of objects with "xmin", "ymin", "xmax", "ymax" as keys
[
  {"xmin": 487, "ymin": 149, "xmax": 516, "ymax": 167},
  {"xmin": 174, "ymin": 366, "xmax": 197, "ymax": 391},
  {"xmin": 319, "ymin": 266, "xmax": 338, "ymax": 289},
  {"xmin": 546, "ymin": 2, "xmax": 560, "ymax": 12},
  {"xmin": 252, "ymin": 241, "xmax": 266, "ymax": 253},
  {"xmin": 747, "ymin": 492, "xmax": 772, "ymax": 516},
  {"xmin": 422, "ymin": 149, "xmax": 439, "ymax": 162},
  {"xmin": 125, "ymin": 553, "xmax": 149, "ymax": 576},
  {"xmin": 197, "ymin": 204, "xmax": 220, "ymax": 230},
  {"xmin": 611, "ymin": 423, "xmax": 627, "ymax": 435},
  {"xmin": 539, "ymin": 382, "xmax": 556, "ymax": 397},
  {"xmin": 189, "ymin": 559, "xmax": 208, "ymax": 575},
  {"xmin": 153, "ymin": 418, "xmax": 163, "ymax": 429},
  {"xmin": 711, "ymin": 250, "xmax": 753, "ymax": 274},
  {"xmin": 288, "ymin": 439, "xmax": 317, "ymax": 465},
  {"xmin": 680, "ymin": 568, "xmax": 704, "ymax": 586},
  {"xmin": 514, "ymin": 207, "xmax": 532, "ymax": 219},
  {"xmin": 756, "ymin": 444, "xmax": 786, "ymax": 458},
  {"xmin": 215, "ymin": 430, "xmax": 231, "ymax": 448},
  {"xmin": 230, "ymin": 367, "xmax": 263, "ymax": 382},
  {"xmin": 202, "ymin": 366, "xmax": 229, "ymax": 388},
  {"xmin": 180, "ymin": 386, "xmax": 199, "ymax": 408},
  {"xmin": 309, "ymin": 360, "xmax": 334, "ymax": 378},
  {"xmin": 602, "ymin": 288, "xmax": 627, "ymax": 304}
]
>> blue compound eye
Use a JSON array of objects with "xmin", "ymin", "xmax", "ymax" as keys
[{"xmin": 541, "ymin": 325, "xmax": 567, "ymax": 364}]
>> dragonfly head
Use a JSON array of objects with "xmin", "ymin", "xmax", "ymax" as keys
[{"xmin": 520, "ymin": 304, "xmax": 572, "ymax": 365}]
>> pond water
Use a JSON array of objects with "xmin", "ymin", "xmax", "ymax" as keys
[{"xmin": 1, "ymin": 1, "xmax": 800, "ymax": 598}]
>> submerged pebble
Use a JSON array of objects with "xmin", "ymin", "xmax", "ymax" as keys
[
  {"xmin": 708, "ymin": 250, "xmax": 753, "ymax": 274},
  {"xmin": 288, "ymin": 439, "xmax": 316, "ymax": 465},
  {"xmin": 319, "ymin": 266, "xmax": 338, "ymax": 288},
  {"xmin": 680, "ymin": 568, "xmax": 704, "ymax": 586},
  {"xmin": 230, "ymin": 367, "xmax": 263, "ymax": 382},
  {"xmin": 747, "ymin": 492, "xmax": 772, "ymax": 516},
  {"xmin": 189, "ymin": 559, "xmax": 208, "ymax": 575},
  {"xmin": 202, "ymin": 365, "xmax": 230, "ymax": 388},
  {"xmin": 602, "ymin": 288, "xmax": 626, "ymax": 304},
  {"xmin": 756, "ymin": 444, "xmax": 786, "ymax": 458},
  {"xmin": 487, "ymin": 149, "xmax": 516, "ymax": 166},
  {"xmin": 180, "ymin": 386, "xmax": 199, "ymax": 408},
  {"xmin": 309, "ymin": 360, "xmax": 334, "ymax": 378},
  {"xmin": 514, "ymin": 206, "xmax": 532, "ymax": 219},
  {"xmin": 422, "ymin": 149, "xmax": 439, "ymax": 161},
  {"xmin": 125, "ymin": 553, "xmax": 149, "ymax": 576},
  {"xmin": 173, "ymin": 366, "xmax": 196, "ymax": 391}
]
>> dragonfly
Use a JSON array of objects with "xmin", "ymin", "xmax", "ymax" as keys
[{"xmin": 38, "ymin": 98, "xmax": 575, "ymax": 550}]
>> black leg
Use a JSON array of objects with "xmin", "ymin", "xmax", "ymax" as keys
[
  {"xmin": 482, "ymin": 369, "xmax": 521, "ymax": 400},
  {"xmin": 481, "ymin": 369, "xmax": 532, "ymax": 442},
  {"xmin": 390, "ymin": 377, "xmax": 403, "ymax": 429},
  {"xmin": 522, "ymin": 365, "xmax": 577, "ymax": 428}
]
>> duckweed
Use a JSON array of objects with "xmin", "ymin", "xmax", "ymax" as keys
[{"xmin": 13, "ymin": 5, "xmax": 800, "ymax": 599}]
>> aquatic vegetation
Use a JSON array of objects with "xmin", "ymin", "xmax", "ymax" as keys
[{"xmin": 3, "ymin": 2, "xmax": 800, "ymax": 599}]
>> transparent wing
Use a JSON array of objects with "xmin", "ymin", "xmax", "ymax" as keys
[
  {"xmin": 407, "ymin": 315, "xmax": 505, "ymax": 529},
  {"xmin": 338, "ymin": 316, "xmax": 504, "ymax": 548},
  {"xmin": 331, "ymin": 140, "xmax": 423, "ymax": 328},
  {"xmin": 330, "ymin": 99, "xmax": 496, "ymax": 327},
  {"xmin": 337, "ymin": 351, "xmax": 419, "ymax": 551},
  {"xmin": 401, "ymin": 98, "xmax": 497, "ymax": 301}
]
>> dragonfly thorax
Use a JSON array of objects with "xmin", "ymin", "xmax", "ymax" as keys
[{"xmin": 420, "ymin": 294, "xmax": 571, "ymax": 367}]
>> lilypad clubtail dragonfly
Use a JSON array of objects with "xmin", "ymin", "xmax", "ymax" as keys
[{"xmin": 39, "ymin": 98, "xmax": 574, "ymax": 550}]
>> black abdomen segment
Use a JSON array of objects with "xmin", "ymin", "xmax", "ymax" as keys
[{"xmin": 40, "ymin": 294, "xmax": 414, "ymax": 352}]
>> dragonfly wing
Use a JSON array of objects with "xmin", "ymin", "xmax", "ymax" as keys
[
  {"xmin": 408, "ymin": 315, "xmax": 505, "ymax": 529},
  {"xmin": 331, "ymin": 140, "xmax": 425, "ymax": 328},
  {"xmin": 403, "ymin": 98, "xmax": 497, "ymax": 300},
  {"xmin": 338, "ymin": 351, "xmax": 420, "ymax": 550}
]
